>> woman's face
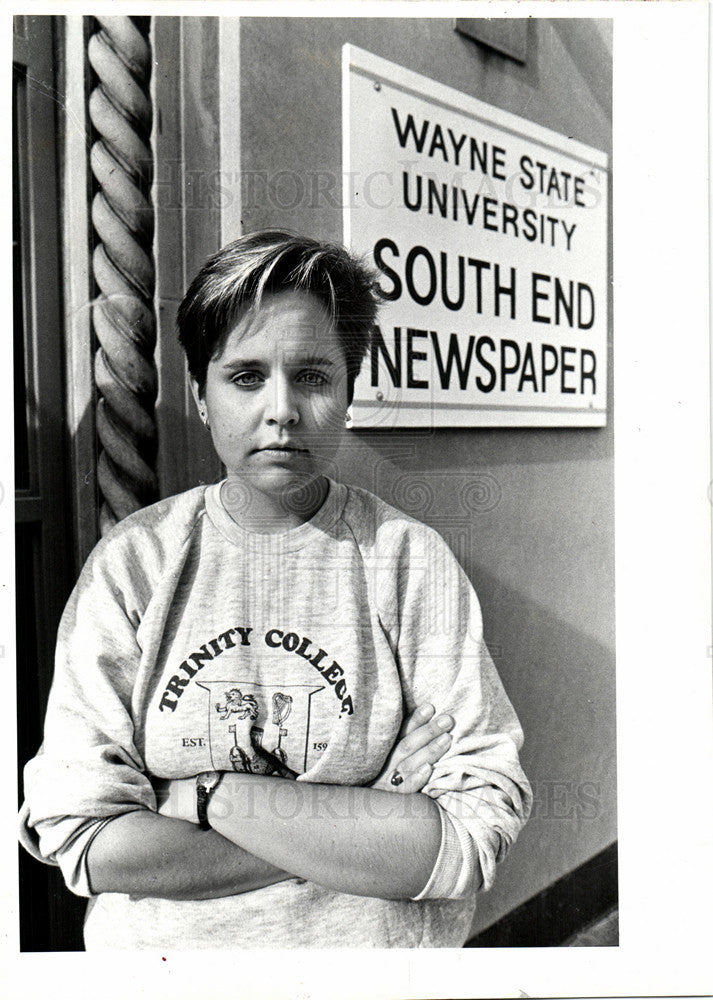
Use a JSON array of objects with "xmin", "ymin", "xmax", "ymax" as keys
[{"xmin": 193, "ymin": 289, "xmax": 349, "ymax": 503}]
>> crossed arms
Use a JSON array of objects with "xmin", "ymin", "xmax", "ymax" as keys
[{"xmin": 86, "ymin": 705, "xmax": 457, "ymax": 901}]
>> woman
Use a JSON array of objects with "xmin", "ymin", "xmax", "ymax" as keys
[{"xmin": 20, "ymin": 231, "xmax": 531, "ymax": 948}]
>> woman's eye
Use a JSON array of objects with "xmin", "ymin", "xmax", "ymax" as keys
[
  {"xmin": 298, "ymin": 369, "xmax": 329, "ymax": 386},
  {"xmin": 231, "ymin": 371, "xmax": 263, "ymax": 387}
]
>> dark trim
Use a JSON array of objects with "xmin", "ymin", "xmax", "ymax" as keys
[{"xmin": 466, "ymin": 842, "xmax": 618, "ymax": 948}]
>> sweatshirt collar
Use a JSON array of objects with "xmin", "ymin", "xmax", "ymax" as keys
[{"xmin": 204, "ymin": 476, "xmax": 346, "ymax": 552}]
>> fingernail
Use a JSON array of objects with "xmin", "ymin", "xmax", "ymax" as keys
[
  {"xmin": 436, "ymin": 715, "xmax": 454, "ymax": 730},
  {"xmin": 418, "ymin": 703, "xmax": 435, "ymax": 718},
  {"xmin": 436, "ymin": 733, "xmax": 452, "ymax": 747}
]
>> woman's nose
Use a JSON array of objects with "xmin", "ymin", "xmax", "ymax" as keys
[{"xmin": 265, "ymin": 374, "xmax": 299, "ymax": 427}]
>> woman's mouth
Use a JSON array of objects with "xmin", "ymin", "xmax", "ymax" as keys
[{"xmin": 255, "ymin": 444, "xmax": 308, "ymax": 457}]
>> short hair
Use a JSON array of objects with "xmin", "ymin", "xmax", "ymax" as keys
[{"xmin": 177, "ymin": 230, "xmax": 381, "ymax": 403}]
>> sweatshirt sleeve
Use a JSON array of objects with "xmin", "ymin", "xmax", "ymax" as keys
[
  {"xmin": 390, "ymin": 523, "xmax": 532, "ymax": 901},
  {"xmin": 19, "ymin": 535, "xmax": 158, "ymax": 897}
]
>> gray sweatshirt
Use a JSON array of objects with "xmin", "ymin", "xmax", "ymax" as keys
[{"xmin": 20, "ymin": 479, "xmax": 531, "ymax": 948}]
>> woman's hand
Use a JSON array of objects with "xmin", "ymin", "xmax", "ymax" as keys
[
  {"xmin": 154, "ymin": 776, "xmax": 198, "ymax": 823},
  {"xmin": 370, "ymin": 703, "xmax": 454, "ymax": 793}
]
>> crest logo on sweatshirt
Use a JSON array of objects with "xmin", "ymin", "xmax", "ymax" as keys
[{"xmin": 197, "ymin": 680, "xmax": 323, "ymax": 777}]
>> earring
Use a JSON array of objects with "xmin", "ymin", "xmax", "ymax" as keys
[
  {"xmin": 201, "ymin": 410, "xmax": 210, "ymax": 428},
  {"xmin": 344, "ymin": 408, "xmax": 353, "ymax": 429}
]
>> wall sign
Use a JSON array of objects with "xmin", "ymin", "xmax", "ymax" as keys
[{"xmin": 343, "ymin": 45, "xmax": 609, "ymax": 428}]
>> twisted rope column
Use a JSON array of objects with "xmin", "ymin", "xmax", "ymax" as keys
[{"xmin": 88, "ymin": 16, "xmax": 158, "ymax": 534}]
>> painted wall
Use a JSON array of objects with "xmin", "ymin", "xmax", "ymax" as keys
[{"xmin": 227, "ymin": 15, "xmax": 614, "ymax": 935}]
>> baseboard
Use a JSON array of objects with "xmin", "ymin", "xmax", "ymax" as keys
[{"xmin": 466, "ymin": 841, "xmax": 618, "ymax": 948}]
